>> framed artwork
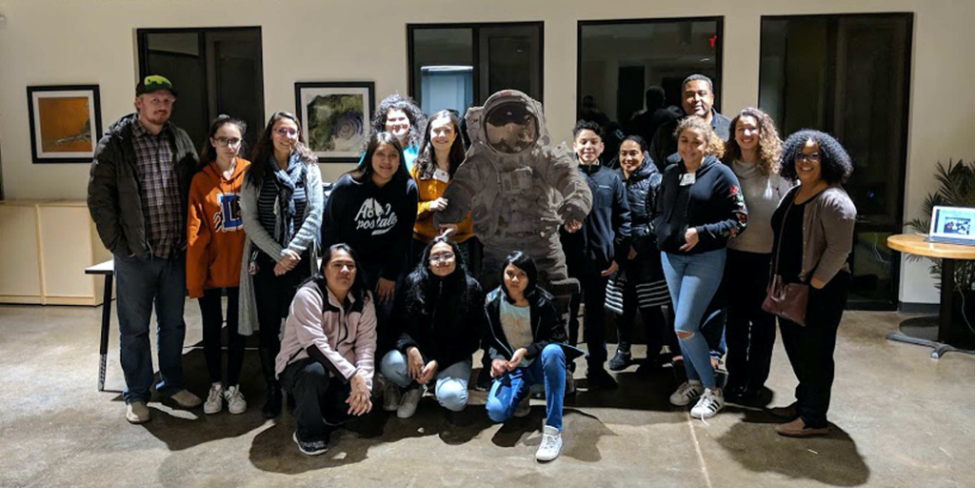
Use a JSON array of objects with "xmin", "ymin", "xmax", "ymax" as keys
[
  {"xmin": 294, "ymin": 82, "xmax": 375, "ymax": 163},
  {"xmin": 26, "ymin": 85, "xmax": 102, "ymax": 164}
]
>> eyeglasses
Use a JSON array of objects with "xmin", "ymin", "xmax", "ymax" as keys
[
  {"xmin": 275, "ymin": 127, "xmax": 299, "ymax": 137},
  {"xmin": 795, "ymin": 152, "xmax": 821, "ymax": 163},
  {"xmin": 214, "ymin": 137, "xmax": 242, "ymax": 148},
  {"xmin": 429, "ymin": 252, "xmax": 456, "ymax": 264}
]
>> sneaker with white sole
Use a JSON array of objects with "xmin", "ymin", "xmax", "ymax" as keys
[
  {"xmin": 690, "ymin": 388, "xmax": 725, "ymax": 419},
  {"xmin": 169, "ymin": 389, "xmax": 203, "ymax": 409},
  {"xmin": 203, "ymin": 383, "xmax": 223, "ymax": 415},
  {"xmin": 514, "ymin": 397, "xmax": 531, "ymax": 418},
  {"xmin": 126, "ymin": 401, "xmax": 150, "ymax": 424},
  {"xmin": 535, "ymin": 425, "xmax": 563, "ymax": 462},
  {"xmin": 382, "ymin": 378, "xmax": 401, "ymax": 412},
  {"xmin": 225, "ymin": 385, "xmax": 247, "ymax": 415},
  {"xmin": 293, "ymin": 431, "xmax": 329, "ymax": 456},
  {"xmin": 397, "ymin": 386, "xmax": 424, "ymax": 419},
  {"xmin": 669, "ymin": 381, "xmax": 704, "ymax": 407}
]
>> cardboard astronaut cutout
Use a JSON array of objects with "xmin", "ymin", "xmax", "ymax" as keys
[{"xmin": 435, "ymin": 90, "xmax": 593, "ymax": 292}]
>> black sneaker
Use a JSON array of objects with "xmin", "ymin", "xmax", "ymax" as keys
[
  {"xmin": 608, "ymin": 350, "xmax": 632, "ymax": 371},
  {"xmin": 586, "ymin": 368, "xmax": 619, "ymax": 390},
  {"xmin": 293, "ymin": 432, "xmax": 329, "ymax": 456},
  {"xmin": 475, "ymin": 368, "xmax": 493, "ymax": 392}
]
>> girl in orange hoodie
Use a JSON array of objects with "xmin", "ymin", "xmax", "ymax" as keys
[{"xmin": 187, "ymin": 115, "xmax": 251, "ymax": 415}]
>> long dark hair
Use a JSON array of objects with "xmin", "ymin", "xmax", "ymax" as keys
[
  {"xmin": 311, "ymin": 243, "xmax": 369, "ymax": 305},
  {"xmin": 403, "ymin": 236, "xmax": 476, "ymax": 323},
  {"xmin": 414, "ymin": 110, "xmax": 467, "ymax": 180},
  {"xmin": 499, "ymin": 251, "xmax": 539, "ymax": 302},
  {"xmin": 347, "ymin": 132, "xmax": 410, "ymax": 184},
  {"xmin": 246, "ymin": 111, "xmax": 316, "ymax": 187},
  {"xmin": 198, "ymin": 115, "xmax": 247, "ymax": 171},
  {"xmin": 370, "ymin": 93, "xmax": 426, "ymax": 150}
]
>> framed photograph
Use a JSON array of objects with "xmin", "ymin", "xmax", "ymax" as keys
[
  {"xmin": 294, "ymin": 82, "xmax": 375, "ymax": 163},
  {"xmin": 26, "ymin": 85, "xmax": 102, "ymax": 164}
]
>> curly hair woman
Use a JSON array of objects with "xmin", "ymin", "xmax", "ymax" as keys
[
  {"xmin": 719, "ymin": 108, "xmax": 794, "ymax": 405},
  {"xmin": 369, "ymin": 94, "xmax": 427, "ymax": 171},
  {"xmin": 769, "ymin": 129, "xmax": 856, "ymax": 438},
  {"xmin": 653, "ymin": 116, "xmax": 746, "ymax": 419}
]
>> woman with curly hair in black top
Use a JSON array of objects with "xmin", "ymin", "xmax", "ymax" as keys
[
  {"xmin": 769, "ymin": 130, "xmax": 856, "ymax": 438},
  {"xmin": 369, "ymin": 94, "xmax": 427, "ymax": 172},
  {"xmin": 378, "ymin": 237, "xmax": 483, "ymax": 418}
]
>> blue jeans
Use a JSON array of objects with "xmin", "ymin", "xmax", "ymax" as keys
[
  {"xmin": 114, "ymin": 253, "xmax": 187, "ymax": 404},
  {"xmin": 485, "ymin": 344, "xmax": 566, "ymax": 430},
  {"xmin": 380, "ymin": 350, "xmax": 472, "ymax": 412},
  {"xmin": 662, "ymin": 249, "xmax": 726, "ymax": 390}
]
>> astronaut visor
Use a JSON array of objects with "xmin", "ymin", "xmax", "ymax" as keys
[{"xmin": 484, "ymin": 102, "xmax": 538, "ymax": 154}]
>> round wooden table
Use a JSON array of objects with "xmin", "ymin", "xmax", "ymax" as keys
[{"xmin": 887, "ymin": 234, "xmax": 975, "ymax": 358}]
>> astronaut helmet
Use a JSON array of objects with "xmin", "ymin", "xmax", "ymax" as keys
[{"xmin": 483, "ymin": 100, "xmax": 539, "ymax": 154}]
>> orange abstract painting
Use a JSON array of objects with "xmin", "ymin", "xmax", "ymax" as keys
[{"xmin": 37, "ymin": 96, "xmax": 93, "ymax": 153}]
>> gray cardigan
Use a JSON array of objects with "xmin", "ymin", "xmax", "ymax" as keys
[
  {"xmin": 238, "ymin": 162, "xmax": 323, "ymax": 336},
  {"xmin": 790, "ymin": 185, "xmax": 857, "ymax": 285}
]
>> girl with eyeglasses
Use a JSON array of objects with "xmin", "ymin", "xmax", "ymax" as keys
[
  {"xmin": 378, "ymin": 237, "xmax": 483, "ymax": 418},
  {"xmin": 238, "ymin": 111, "xmax": 324, "ymax": 419},
  {"xmin": 186, "ymin": 115, "xmax": 251, "ymax": 415}
]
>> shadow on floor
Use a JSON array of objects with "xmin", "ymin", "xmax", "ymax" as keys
[{"xmin": 716, "ymin": 414, "xmax": 871, "ymax": 486}]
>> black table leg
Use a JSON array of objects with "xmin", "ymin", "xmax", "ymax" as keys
[
  {"xmin": 98, "ymin": 274, "xmax": 113, "ymax": 392},
  {"xmin": 887, "ymin": 258, "xmax": 974, "ymax": 359}
]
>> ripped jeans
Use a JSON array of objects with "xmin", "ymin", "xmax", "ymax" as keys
[{"xmin": 662, "ymin": 249, "xmax": 726, "ymax": 390}]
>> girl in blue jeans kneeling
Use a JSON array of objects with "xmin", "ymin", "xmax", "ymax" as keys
[{"xmin": 483, "ymin": 252, "xmax": 569, "ymax": 463}]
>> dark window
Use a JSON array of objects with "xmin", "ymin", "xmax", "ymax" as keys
[
  {"xmin": 408, "ymin": 23, "xmax": 543, "ymax": 117},
  {"xmin": 137, "ymin": 27, "xmax": 264, "ymax": 151},
  {"xmin": 759, "ymin": 13, "xmax": 913, "ymax": 309},
  {"xmin": 578, "ymin": 18, "xmax": 723, "ymax": 150}
]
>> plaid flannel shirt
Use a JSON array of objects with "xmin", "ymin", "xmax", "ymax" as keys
[{"xmin": 132, "ymin": 121, "xmax": 183, "ymax": 258}]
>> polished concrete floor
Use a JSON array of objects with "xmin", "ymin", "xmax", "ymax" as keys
[{"xmin": 0, "ymin": 302, "xmax": 973, "ymax": 487}]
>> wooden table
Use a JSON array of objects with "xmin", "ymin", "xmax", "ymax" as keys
[
  {"xmin": 886, "ymin": 234, "xmax": 975, "ymax": 358},
  {"xmin": 85, "ymin": 260, "xmax": 114, "ymax": 391}
]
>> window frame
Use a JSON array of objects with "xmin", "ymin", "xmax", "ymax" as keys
[
  {"xmin": 406, "ymin": 21, "xmax": 545, "ymax": 108},
  {"xmin": 576, "ymin": 16, "xmax": 726, "ymax": 120}
]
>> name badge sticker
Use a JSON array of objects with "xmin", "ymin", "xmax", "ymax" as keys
[
  {"xmin": 680, "ymin": 173, "xmax": 696, "ymax": 186},
  {"xmin": 433, "ymin": 169, "xmax": 450, "ymax": 183}
]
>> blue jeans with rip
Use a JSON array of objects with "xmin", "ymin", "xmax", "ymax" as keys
[
  {"xmin": 485, "ymin": 344, "xmax": 566, "ymax": 430},
  {"xmin": 662, "ymin": 249, "xmax": 726, "ymax": 390},
  {"xmin": 381, "ymin": 350, "xmax": 472, "ymax": 412},
  {"xmin": 114, "ymin": 253, "xmax": 188, "ymax": 404}
]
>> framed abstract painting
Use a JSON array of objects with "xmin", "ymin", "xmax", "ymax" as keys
[
  {"xmin": 27, "ymin": 85, "xmax": 103, "ymax": 164},
  {"xmin": 294, "ymin": 82, "xmax": 374, "ymax": 163}
]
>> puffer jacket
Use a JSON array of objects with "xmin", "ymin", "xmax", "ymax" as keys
[
  {"xmin": 88, "ymin": 114, "xmax": 198, "ymax": 258},
  {"xmin": 619, "ymin": 153, "xmax": 662, "ymax": 256}
]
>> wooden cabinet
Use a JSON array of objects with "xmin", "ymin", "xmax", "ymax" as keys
[{"xmin": 0, "ymin": 200, "xmax": 112, "ymax": 306}]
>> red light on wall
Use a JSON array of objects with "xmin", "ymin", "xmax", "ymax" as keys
[{"xmin": 709, "ymin": 35, "xmax": 717, "ymax": 48}]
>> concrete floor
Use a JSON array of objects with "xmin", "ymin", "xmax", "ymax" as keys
[{"xmin": 0, "ymin": 302, "xmax": 973, "ymax": 488}]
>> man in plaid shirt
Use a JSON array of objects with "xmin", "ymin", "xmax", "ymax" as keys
[{"xmin": 88, "ymin": 75, "xmax": 202, "ymax": 424}]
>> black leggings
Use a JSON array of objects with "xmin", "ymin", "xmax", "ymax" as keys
[
  {"xmin": 252, "ymin": 254, "xmax": 310, "ymax": 381},
  {"xmin": 198, "ymin": 287, "xmax": 245, "ymax": 386},
  {"xmin": 723, "ymin": 249, "xmax": 777, "ymax": 394}
]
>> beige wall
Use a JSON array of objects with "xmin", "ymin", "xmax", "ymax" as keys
[{"xmin": 0, "ymin": 0, "xmax": 972, "ymax": 304}]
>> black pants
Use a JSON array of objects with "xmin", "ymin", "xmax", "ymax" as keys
[
  {"xmin": 280, "ymin": 358, "xmax": 352, "ymax": 442},
  {"xmin": 252, "ymin": 253, "xmax": 309, "ymax": 383},
  {"xmin": 568, "ymin": 262, "xmax": 609, "ymax": 371},
  {"xmin": 198, "ymin": 287, "xmax": 245, "ymax": 386},
  {"xmin": 780, "ymin": 272, "xmax": 851, "ymax": 429},
  {"xmin": 723, "ymin": 249, "xmax": 777, "ymax": 394}
]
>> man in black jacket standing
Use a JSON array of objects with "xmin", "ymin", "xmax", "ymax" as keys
[
  {"xmin": 562, "ymin": 121, "xmax": 631, "ymax": 389},
  {"xmin": 650, "ymin": 74, "xmax": 731, "ymax": 170},
  {"xmin": 87, "ymin": 75, "xmax": 201, "ymax": 424}
]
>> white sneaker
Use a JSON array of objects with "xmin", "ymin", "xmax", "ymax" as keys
[
  {"xmin": 397, "ymin": 386, "xmax": 424, "ymax": 419},
  {"xmin": 514, "ymin": 397, "xmax": 531, "ymax": 418},
  {"xmin": 382, "ymin": 378, "xmax": 401, "ymax": 412},
  {"xmin": 126, "ymin": 401, "xmax": 150, "ymax": 424},
  {"xmin": 203, "ymin": 383, "xmax": 223, "ymax": 415},
  {"xmin": 690, "ymin": 388, "xmax": 725, "ymax": 419},
  {"xmin": 170, "ymin": 389, "xmax": 203, "ymax": 409},
  {"xmin": 536, "ymin": 425, "xmax": 563, "ymax": 463},
  {"xmin": 669, "ymin": 381, "xmax": 704, "ymax": 407},
  {"xmin": 225, "ymin": 385, "xmax": 247, "ymax": 415}
]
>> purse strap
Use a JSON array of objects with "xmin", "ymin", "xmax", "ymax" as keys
[{"xmin": 769, "ymin": 192, "xmax": 796, "ymax": 286}]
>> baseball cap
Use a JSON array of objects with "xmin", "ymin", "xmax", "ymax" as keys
[{"xmin": 136, "ymin": 75, "xmax": 178, "ymax": 97}]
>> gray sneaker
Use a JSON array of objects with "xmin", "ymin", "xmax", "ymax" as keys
[
  {"xmin": 170, "ymin": 389, "xmax": 203, "ymax": 409},
  {"xmin": 514, "ymin": 397, "xmax": 531, "ymax": 418},
  {"xmin": 397, "ymin": 386, "xmax": 424, "ymax": 419},
  {"xmin": 126, "ymin": 401, "xmax": 150, "ymax": 424}
]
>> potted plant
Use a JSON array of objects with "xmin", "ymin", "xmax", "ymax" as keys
[{"xmin": 906, "ymin": 159, "xmax": 975, "ymax": 330}]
